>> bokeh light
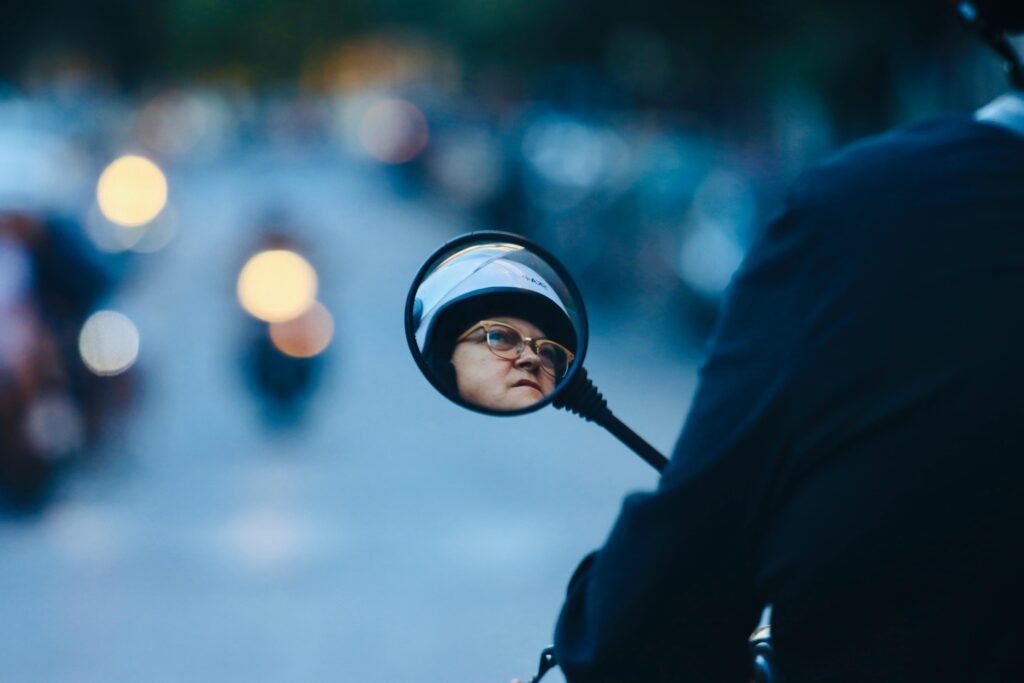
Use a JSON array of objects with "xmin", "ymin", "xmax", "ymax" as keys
[
  {"xmin": 269, "ymin": 301, "xmax": 334, "ymax": 358},
  {"xmin": 359, "ymin": 98, "xmax": 429, "ymax": 163},
  {"xmin": 86, "ymin": 202, "xmax": 177, "ymax": 254},
  {"xmin": 237, "ymin": 249, "xmax": 318, "ymax": 323},
  {"xmin": 25, "ymin": 392, "xmax": 85, "ymax": 460},
  {"xmin": 84, "ymin": 203, "xmax": 146, "ymax": 252},
  {"xmin": 676, "ymin": 219, "xmax": 745, "ymax": 298},
  {"xmin": 130, "ymin": 207, "xmax": 177, "ymax": 253},
  {"xmin": 136, "ymin": 89, "xmax": 231, "ymax": 160},
  {"xmin": 96, "ymin": 155, "xmax": 168, "ymax": 227},
  {"xmin": 427, "ymin": 127, "xmax": 505, "ymax": 206},
  {"xmin": 79, "ymin": 310, "xmax": 141, "ymax": 376}
]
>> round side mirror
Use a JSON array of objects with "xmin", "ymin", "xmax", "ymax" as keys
[{"xmin": 405, "ymin": 231, "xmax": 589, "ymax": 416}]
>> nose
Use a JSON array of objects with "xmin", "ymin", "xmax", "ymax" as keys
[{"xmin": 514, "ymin": 342, "xmax": 541, "ymax": 372}]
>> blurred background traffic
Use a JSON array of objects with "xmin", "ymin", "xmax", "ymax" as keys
[{"xmin": 0, "ymin": 1, "xmax": 1013, "ymax": 681}]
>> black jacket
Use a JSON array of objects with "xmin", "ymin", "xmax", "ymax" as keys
[{"xmin": 554, "ymin": 108, "xmax": 1024, "ymax": 683}]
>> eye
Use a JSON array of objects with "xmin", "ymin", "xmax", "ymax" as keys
[
  {"xmin": 486, "ymin": 326, "xmax": 519, "ymax": 350},
  {"xmin": 537, "ymin": 343, "xmax": 569, "ymax": 375}
]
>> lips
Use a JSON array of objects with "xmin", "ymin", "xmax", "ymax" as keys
[{"xmin": 513, "ymin": 379, "xmax": 543, "ymax": 392}]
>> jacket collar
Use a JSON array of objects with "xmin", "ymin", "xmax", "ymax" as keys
[{"xmin": 975, "ymin": 91, "xmax": 1024, "ymax": 138}]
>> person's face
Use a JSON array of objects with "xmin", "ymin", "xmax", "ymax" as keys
[{"xmin": 450, "ymin": 316, "xmax": 558, "ymax": 411}]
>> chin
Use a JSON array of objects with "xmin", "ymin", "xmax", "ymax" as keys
[
  {"xmin": 502, "ymin": 387, "xmax": 543, "ymax": 409},
  {"xmin": 500, "ymin": 399, "xmax": 534, "ymax": 410}
]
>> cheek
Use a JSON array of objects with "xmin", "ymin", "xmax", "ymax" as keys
[{"xmin": 453, "ymin": 348, "xmax": 509, "ymax": 400}]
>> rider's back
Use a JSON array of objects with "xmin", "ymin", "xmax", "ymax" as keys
[
  {"xmin": 758, "ymin": 113, "xmax": 1024, "ymax": 682},
  {"xmin": 554, "ymin": 112, "xmax": 1024, "ymax": 683}
]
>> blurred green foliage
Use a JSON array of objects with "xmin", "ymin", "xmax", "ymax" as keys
[
  {"xmin": 1, "ymin": 0, "xmax": 979, "ymax": 134},
  {"xmin": 163, "ymin": 0, "xmax": 368, "ymax": 81}
]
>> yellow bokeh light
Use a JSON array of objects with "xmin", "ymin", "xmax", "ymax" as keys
[
  {"xmin": 269, "ymin": 301, "xmax": 334, "ymax": 358},
  {"xmin": 79, "ymin": 310, "xmax": 140, "ymax": 376},
  {"xmin": 237, "ymin": 249, "xmax": 318, "ymax": 323},
  {"xmin": 96, "ymin": 155, "xmax": 169, "ymax": 227}
]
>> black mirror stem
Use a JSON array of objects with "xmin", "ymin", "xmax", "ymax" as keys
[{"xmin": 553, "ymin": 367, "xmax": 669, "ymax": 472}]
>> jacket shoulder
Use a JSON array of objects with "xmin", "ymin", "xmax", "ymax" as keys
[{"xmin": 789, "ymin": 115, "xmax": 993, "ymax": 207}]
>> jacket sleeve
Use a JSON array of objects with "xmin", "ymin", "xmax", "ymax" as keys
[{"xmin": 553, "ymin": 189, "xmax": 817, "ymax": 683}]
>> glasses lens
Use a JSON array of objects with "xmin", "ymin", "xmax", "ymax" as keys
[
  {"xmin": 537, "ymin": 342, "xmax": 570, "ymax": 378},
  {"xmin": 485, "ymin": 324, "xmax": 521, "ymax": 356}
]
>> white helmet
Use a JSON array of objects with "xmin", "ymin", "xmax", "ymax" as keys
[{"xmin": 413, "ymin": 245, "xmax": 575, "ymax": 352}]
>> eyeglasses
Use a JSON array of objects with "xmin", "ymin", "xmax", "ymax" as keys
[{"xmin": 455, "ymin": 320, "xmax": 575, "ymax": 379}]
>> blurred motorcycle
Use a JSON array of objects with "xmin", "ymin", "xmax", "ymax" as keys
[
  {"xmin": 237, "ymin": 220, "xmax": 330, "ymax": 429},
  {"xmin": 0, "ymin": 210, "xmax": 131, "ymax": 510}
]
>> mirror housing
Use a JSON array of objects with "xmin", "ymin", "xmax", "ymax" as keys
[
  {"xmin": 405, "ymin": 231, "xmax": 668, "ymax": 472},
  {"xmin": 405, "ymin": 231, "xmax": 589, "ymax": 417}
]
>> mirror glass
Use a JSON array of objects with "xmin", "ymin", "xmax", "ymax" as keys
[{"xmin": 407, "ymin": 235, "xmax": 587, "ymax": 415}]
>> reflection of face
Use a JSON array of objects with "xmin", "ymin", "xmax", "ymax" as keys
[{"xmin": 450, "ymin": 316, "xmax": 557, "ymax": 411}]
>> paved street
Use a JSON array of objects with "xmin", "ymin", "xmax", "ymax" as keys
[{"xmin": 0, "ymin": 151, "xmax": 703, "ymax": 683}]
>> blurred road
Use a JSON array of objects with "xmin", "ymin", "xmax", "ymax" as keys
[{"xmin": 0, "ymin": 151, "xmax": 702, "ymax": 683}]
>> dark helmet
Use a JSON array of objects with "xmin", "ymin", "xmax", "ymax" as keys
[
  {"xmin": 955, "ymin": 1, "xmax": 1024, "ymax": 89},
  {"xmin": 963, "ymin": 0, "xmax": 1024, "ymax": 33}
]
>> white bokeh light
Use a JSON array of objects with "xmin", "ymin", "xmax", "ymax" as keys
[
  {"xmin": 359, "ymin": 98, "xmax": 429, "ymax": 164},
  {"xmin": 78, "ymin": 310, "xmax": 141, "ymax": 376}
]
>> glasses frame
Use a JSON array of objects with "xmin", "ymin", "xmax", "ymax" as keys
[
  {"xmin": 405, "ymin": 231, "xmax": 589, "ymax": 417},
  {"xmin": 455, "ymin": 319, "xmax": 576, "ymax": 379}
]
